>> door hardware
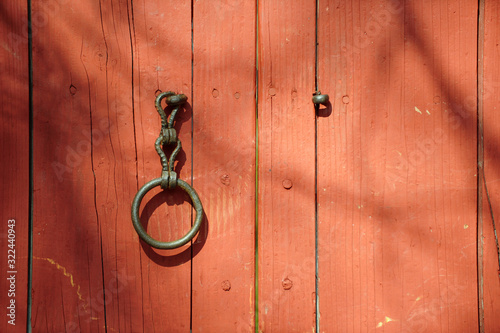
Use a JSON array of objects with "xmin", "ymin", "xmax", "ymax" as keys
[
  {"xmin": 131, "ymin": 92, "xmax": 203, "ymax": 249},
  {"xmin": 312, "ymin": 91, "xmax": 329, "ymax": 106}
]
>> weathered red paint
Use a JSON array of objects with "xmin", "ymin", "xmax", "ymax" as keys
[
  {"xmin": 317, "ymin": 0, "xmax": 479, "ymax": 331},
  {"xmin": 482, "ymin": 0, "xmax": 500, "ymax": 330},
  {"xmin": 0, "ymin": 1, "xmax": 29, "ymax": 332},
  {"xmin": 257, "ymin": 0, "xmax": 317, "ymax": 331},
  {"xmin": 191, "ymin": 0, "xmax": 256, "ymax": 331},
  {"xmin": 4, "ymin": 0, "xmax": 500, "ymax": 331}
]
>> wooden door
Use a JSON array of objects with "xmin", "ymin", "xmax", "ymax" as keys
[{"xmin": 2, "ymin": 0, "xmax": 500, "ymax": 332}]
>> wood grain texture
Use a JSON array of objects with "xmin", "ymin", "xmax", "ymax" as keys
[
  {"xmin": 123, "ymin": 1, "xmax": 193, "ymax": 331},
  {"xmin": 257, "ymin": 0, "xmax": 317, "ymax": 331},
  {"xmin": 86, "ymin": 1, "xmax": 144, "ymax": 331},
  {"xmin": 317, "ymin": 0, "xmax": 478, "ymax": 331},
  {"xmin": 32, "ymin": 1, "xmax": 106, "ymax": 331},
  {"xmin": 481, "ymin": 0, "xmax": 500, "ymax": 330},
  {"xmin": 25, "ymin": 0, "xmax": 500, "ymax": 331},
  {"xmin": 0, "ymin": 1, "xmax": 29, "ymax": 332},
  {"xmin": 191, "ymin": 1, "xmax": 256, "ymax": 332},
  {"xmin": 32, "ymin": 0, "xmax": 193, "ymax": 331}
]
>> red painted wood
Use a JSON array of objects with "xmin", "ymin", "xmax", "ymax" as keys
[
  {"xmin": 84, "ymin": 2, "xmax": 144, "ymax": 331},
  {"xmin": 32, "ymin": 0, "xmax": 192, "ymax": 332},
  {"xmin": 257, "ymin": 0, "xmax": 317, "ymax": 331},
  {"xmin": 481, "ymin": 0, "xmax": 500, "ymax": 330},
  {"xmin": 317, "ymin": 0, "xmax": 478, "ymax": 331},
  {"xmin": 125, "ymin": 1, "xmax": 193, "ymax": 331},
  {"xmin": 191, "ymin": 1, "xmax": 256, "ymax": 332},
  {"xmin": 0, "ymin": 1, "xmax": 29, "ymax": 332},
  {"xmin": 24, "ymin": 0, "xmax": 500, "ymax": 331},
  {"xmin": 32, "ymin": 1, "xmax": 107, "ymax": 331}
]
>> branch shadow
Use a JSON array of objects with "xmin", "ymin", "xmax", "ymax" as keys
[{"xmin": 23, "ymin": 0, "xmax": 500, "ymax": 331}]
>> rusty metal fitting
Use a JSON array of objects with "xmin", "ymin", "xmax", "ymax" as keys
[
  {"xmin": 162, "ymin": 128, "xmax": 178, "ymax": 145},
  {"xmin": 165, "ymin": 93, "xmax": 188, "ymax": 106},
  {"xmin": 161, "ymin": 170, "xmax": 178, "ymax": 190},
  {"xmin": 131, "ymin": 90, "xmax": 203, "ymax": 250},
  {"xmin": 312, "ymin": 91, "xmax": 329, "ymax": 106}
]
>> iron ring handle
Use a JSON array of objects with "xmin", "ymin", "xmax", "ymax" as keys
[{"xmin": 131, "ymin": 177, "xmax": 203, "ymax": 249}]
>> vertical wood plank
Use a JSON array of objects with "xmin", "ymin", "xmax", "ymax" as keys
[
  {"xmin": 191, "ymin": 1, "xmax": 257, "ymax": 332},
  {"xmin": 32, "ymin": 1, "xmax": 106, "ymax": 331},
  {"xmin": 481, "ymin": 0, "xmax": 500, "ymax": 330},
  {"xmin": 85, "ymin": 1, "xmax": 143, "ymax": 331},
  {"xmin": 0, "ymin": 1, "xmax": 29, "ymax": 332},
  {"xmin": 317, "ymin": 0, "xmax": 479, "ymax": 331},
  {"xmin": 112, "ymin": 1, "xmax": 193, "ymax": 331},
  {"xmin": 257, "ymin": 0, "xmax": 317, "ymax": 331},
  {"xmin": 32, "ymin": 0, "xmax": 193, "ymax": 331}
]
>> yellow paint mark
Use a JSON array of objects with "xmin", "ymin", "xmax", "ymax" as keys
[
  {"xmin": 464, "ymin": 224, "xmax": 469, "ymax": 229},
  {"xmin": 33, "ymin": 257, "xmax": 86, "ymax": 308},
  {"xmin": 426, "ymin": 110, "xmax": 431, "ymax": 115},
  {"xmin": 376, "ymin": 316, "xmax": 397, "ymax": 328},
  {"xmin": 415, "ymin": 106, "xmax": 422, "ymax": 114},
  {"xmin": 416, "ymin": 296, "xmax": 422, "ymax": 302}
]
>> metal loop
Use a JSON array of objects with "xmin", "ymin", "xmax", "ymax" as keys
[
  {"xmin": 133, "ymin": 91, "xmax": 202, "ymax": 249},
  {"xmin": 155, "ymin": 92, "xmax": 174, "ymax": 129},
  {"xmin": 155, "ymin": 92, "xmax": 188, "ymax": 128},
  {"xmin": 131, "ymin": 178, "xmax": 203, "ymax": 249}
]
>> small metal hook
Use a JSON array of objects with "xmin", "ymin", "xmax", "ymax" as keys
[
  {"xmin": 155, "ymin": 91, "xmax": 188, "ymax": 129},
  {"xmin": 312, "ymin": 91, "xmax": 329, "ymax": 106}
]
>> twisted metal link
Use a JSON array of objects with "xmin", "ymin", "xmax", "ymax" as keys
[
  {"xmin": 131, "ymin": 91, "xmax": 203, "ymax": 249},
  {"xmin": 155, "ymin": 91, "xmax": 187, "ymax": 189}
]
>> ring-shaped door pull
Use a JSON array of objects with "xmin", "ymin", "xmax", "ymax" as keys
[
  {"xmin": 131, "ymin": 91, "xmax": 203, "ymax": 249},
  {"xmin": 131, "ymin": 178, "xmax": 203, "ymax": 249}
]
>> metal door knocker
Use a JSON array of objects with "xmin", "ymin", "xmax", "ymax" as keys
[{"xmin": 131, "ymin": 91, "xmax": 203, "ymax": 249}]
